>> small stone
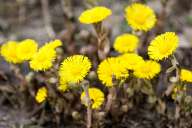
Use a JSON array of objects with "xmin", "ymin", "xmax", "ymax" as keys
[
  {"xmin": 25, "ymin": 72, "xmax": 34, "ymax": 82},
  {"xmin": 121, "ymin": 104, "xmax": 129, "ymax": 113},
  {"xmin": 94, "ymin": 111, "xmax": 106, "ymax": 121},
  {"xmin": 169, "ymin": 76, "xmax": 178, "ymax": 83},
  {"xmin": 87, "ymin": 71, "xmax": 97, "ymax": 80},
  {"xmin": 72, "ymin": 111, "xmax": 81, "ymax": 120},
  {"xmin": 48, "ymin": 77, "xmax": 57, "ymax": 84}
]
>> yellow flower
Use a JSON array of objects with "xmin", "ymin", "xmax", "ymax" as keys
[
  {"xmin": 118, "ymin": 53, "xmax": 144, "ymax": 70},
  {"xmin": 97, "ymin": 57, "xmax": 129, "ymax": 87},
  {"xmin": 59, "ymin": 55, "xmax": 91, "ymax": 84},
  {"xmin": 17, "ymin": 39, "xmax": 38, "ymax": 61},
  {"xmin": 79, "ymin": 6, "xmax": 112, "ymax": 24},
  {"xmin": 0, "ymin": 41, "xmax": 22, "ymax": 63},
  {"xmin": 180, "ymin": 69, "xmax": 192, "ymax": 82},
  {"xmin": 30, "ymin": 45, "xmax": 56, "ymax": 71},
  {"xmin": 81, "ymin": 88, "xmax": 104, "ymax": 109},
  {"xmin": 35, "ymin": 87, "xmax": 48, "ymax": 103},
  {"xmin": 113, "ymin": 34, "xmax": 139, "ymax": 53},
  {"xmin": 172, "ymin": 85, "xmax": 186, "ymax": 100},
  {"xmin": 42, "ymin": 39, "xmax": 62, "ymax": 50},
  {"xmin": 134, "ymin": 60, "xmax": 161, "ymax": 79},
  {"xmin": 148, "ymin": 32, "xmax": 179, "ymax": 61},
  {"xmin": 58, "ymin": 78, "xmax": 68, "ymax": 92},
  {"xmin": 125, "ymin": 3, "xmax": 156, "ymax": 31}
]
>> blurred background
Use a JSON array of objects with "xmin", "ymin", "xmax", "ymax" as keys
[
  {"xmin": 0, "ymin": 0, "xmax": 192, "ymax": 45},
  {"xmin": 1, "ymin": 0, "xmax": 192, "ymax": 73}
]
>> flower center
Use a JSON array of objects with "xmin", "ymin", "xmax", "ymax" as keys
[
  {"xmin": 71, "ymin": 69, "xmax": 82, "ymax": 78},
  {"xmin": 160, "ymin": 46, "xmax": 170, "ymax": 55},
  {"xmin": 134, "ymin": 14, "xmax": 147, "ymax": 25}
]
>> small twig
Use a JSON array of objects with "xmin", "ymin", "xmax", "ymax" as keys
[
  {"xmin": 41, "ymin": 0, "xmax": 56, "ymax": 39},
  {"xmin": 82, "ymin": 81, "xmax": 92, "ymax": 128}
]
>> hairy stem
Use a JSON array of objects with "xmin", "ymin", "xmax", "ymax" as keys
[
  {"xmin": 83, "ymin": 83, "xmax": 92, "ymax": 128},
  {"xmin": 165, "ymin": 55, "xmax": 180, "ymax": 96},
  {"xmin": 94, "ymin": 22, "xmax": 110, "ymax": 60},
  {"xmin": 105, "ymin": 87, "xmax": 116, "ymax": 112}
]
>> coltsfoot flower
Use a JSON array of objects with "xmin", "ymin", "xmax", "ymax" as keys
[
  {"xmin": 29, "ymin": 39, "xmax": 62, "ymax": 71},
  {"xmin": 113, "ymin": 34, "xmax": 139, "ymax": 53},
  {"xmin": 125, "ymin": 3, "xmax": 156, "ymax": 31},
  {"xmin": 17, "ymin": 39, "xmax": 38, "ymax": 61},
  {"xmin": 134, "ymin": 60, "xmax": 161, "ymax": 79},
  {"xmin": 79, "ymin": 6, "xmax": 112, "ymax": 24},
  {"xmin": 180, "ymin": 69, "xmax": 192, "ymax": 83},
  {"xmin": 42, "ymin": 39, "xmax": 62, "ymax": 50},
  {"xmin": 118, "ymin": 53, "xmax": 144, "ymax": 70},
  {"xmin": 29, "ymin": 45, "xmax": 57, "ymax": 71},
  {"xmin": 81, "ymin": 88, "xmax": 104, "ymax": 109},
  {"xmin": 148, "ymin": 32, "xmax": 179, "ymax": 61},
  {"xmin": 58, "ymin": 78, "xmax": 68, "ymax": 92},
  {"xmin": 35, "ymin": 87, "xmax": 48, "ymax": 103},
  {"xmin": 172, "ymin": 85, "xmax": 186, "ymax": 100},
  {"xmin": 0, "ymin": 41, "xmax": 22, "ymax": 64},
  {"xmin": 59, "ymin": 55, "xmax": 91, "ymax": 84},
  {"xmin": 97, "ymin": 57, "xmax": 129, "ymax": 87}
]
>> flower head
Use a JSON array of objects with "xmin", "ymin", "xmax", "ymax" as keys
[
  {"xmin": 114, "ymin": 34, "xmax": 139, "ymax": 53},
  {"xmin": 0, "ymin": 41, "xmax": 22, "ymax": 63},
  {"xmin": 172, "ymin": 84, "xmax": 186, "ymax": 100},
  {"xmin": 125, "ymin": 3, "xmax": 156, "ymax": 31},
  {"xmin": 180, "ymin": 69, "xmax": 192, "ymax": 83},
  {"xmin": 58, "ymin": 78, "xmax": 68, "ymax": 92},
  {"xmin": 59, "ymin": 55, "xmax": 91, "ymax": 84},
  {"xmin": 29, "ymin": 44, "xmax": 56, "ymax": 71},
  {"xmin": 79, "ymin": 6, "xmax": 112, "ymax": 24},
  {"xmin": 97, "ymin": 57, "xmax": 129, "ymax": 87},
  {"xmin": 81, "ymin": 88, "xmax": 104, "ymax": 109},
  {"xmin": 134, "ymin": 60, "xmax": 161, "ymax": 79},
  {"xmin": 42, "ymin": 39, "xmax": 62, "ymax": 50},
  {"xmin": 148, "ymin": 32, "xmax": 179, "ymax": 61},
  {"xmin": 35, "ymin": 87, "xmax": 48, "ymax": 103},
  {"xmin": 118, "ymin": 53, "xmax": 144, "ymax": 70},
  {"xmin": 17, "ymin": 39, "xmax": 38, "ymax": 61}
]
